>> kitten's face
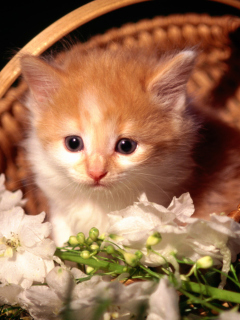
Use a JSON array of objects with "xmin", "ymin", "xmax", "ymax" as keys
[
  {"xmin": 21, "ymin": 48, "xmax": 197, "ymax": 194},
  {"xmin": 35, "ymin": 82, "xmax": 173, "ymax": 190}
]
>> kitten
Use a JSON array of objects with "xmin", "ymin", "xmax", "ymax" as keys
[{"xmin": 20, "ymin": 46, "xmax": 240, "ymax": 246}]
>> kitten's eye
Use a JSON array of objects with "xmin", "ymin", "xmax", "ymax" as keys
[
  {"xmin": 115, "ymin": 138, "xmax": 137, "ymax": 155},
  {"xmin": 65, "ymin": 136, "xmax": 84, "ymax": 152}
]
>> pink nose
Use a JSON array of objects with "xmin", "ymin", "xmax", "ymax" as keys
[{"xmin": 88, "ymin": 170, "xmax": 108, "ymax": 182}]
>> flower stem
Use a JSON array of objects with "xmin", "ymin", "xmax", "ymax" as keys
[
  {"xmin": 139, "ymin": 264, "xmax": 240, "ymax": 305},
  {"xmin": 139, "ymin": 264, "xmax": 163, "ymax": 279},
  {"xmin": 211, "ymin": 267, "xmax": 240, "ymax": 289},
  {"xmin": 181, "ymin": 280, "xmax": 240, "ymax": 304},
  {"xmin": 179, "ymin": 288, "xmax": 223, "ymax": 313},
  {"xmin": 55, "ymin": 249, "xmax": 131, "ymax": 274},
  {"xmin": 56, "ymin": 249, "xmax": 240, "ymax": 306}
]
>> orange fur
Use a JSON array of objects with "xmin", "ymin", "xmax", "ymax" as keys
[{"xmin": 20, "ymin": 46, "xmax": 240, "ymax": 244}]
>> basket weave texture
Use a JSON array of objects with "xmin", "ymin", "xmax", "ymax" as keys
[{"xmin": 1, "ymin": 13, "xmax": 240, "ymax": 215}]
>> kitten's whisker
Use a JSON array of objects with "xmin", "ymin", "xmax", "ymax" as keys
[{"xmin": 129, "ymin": 171, "xmax": 172, "ymax": 201}]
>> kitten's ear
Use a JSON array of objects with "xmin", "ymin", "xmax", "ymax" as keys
[
  {"xmin": 20, "ymin": 55, "xmax": 62, "ymax": 103},
  {"xmin": 147, "ymin": 50, "xmax": 196, "ymax": 111}
]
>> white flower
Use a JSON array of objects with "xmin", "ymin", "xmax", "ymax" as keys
[
  {"xmin": 72, "ymin": 275, "xmax": 155, "ymax": 319},
  {"xmin": 21, "ymin": 264, "xmax": 157, "ymax": 320},
  {"xmin": 20, "ymin": 266, "xmax": 103, "ymax": 320},
  {"xmin": 187, "ymin": 214, "xmax": 240, "ymax": 261},
  {"xmin": 0, "ymin": 283, "xmax": 24, "ymax": 306},
  {"xmin": 107, "ymin": 192, "xmax": 194, "ymax": 236},
  {"xmin": 91, "ymin": 280, "xmax": 155, "ymax": 320},
  {"xmin": 20, "ymin": 267, "xmax": 73, "ymax": 320},
  {"xmin": 105, "ymin": 191, "xmax": 240, "ymax": 286},
  {"xmin": 0, "ymin": 206, "xmax": 55, "ymax": 288},
  {"xmin": 105, "ymin": 193, "xmax": 195, "ymax": 269},
  {"xmin": 21, "ymin": 285, "xmax": 63, "ymax": 320},
  {"xmin": 147, "ymin": 277, "xmax": 180, "ymax": 320},
  {"xmin": 186, "ymin": 214, "xmax": 240, "ymax": 287}
]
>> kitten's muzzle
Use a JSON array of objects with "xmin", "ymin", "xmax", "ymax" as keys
[{"xmin": 88, "ymin": 170, "xmax": 108, "ymax": 183}]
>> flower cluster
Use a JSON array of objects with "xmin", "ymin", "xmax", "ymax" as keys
[
  {"xmin": 0, "ymin": 175, "xmax": 56, "ymax": 306},
  {"xmin": 105, "ymin": 192, "xmax": 240, "ymax": 286},
  {"xmin": 1, "ymin": 174, "xmax": 240, "ymax": 319}
]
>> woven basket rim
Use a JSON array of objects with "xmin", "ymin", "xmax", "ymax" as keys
[
  {"xmin": 1, "ymin": 8, "xmax": 240, "ymax": 215},
  {"xmin": 0, "ymin": 0, "xmax": 240, "ymax": 100},
  {"xmin": 0, "ymin": 0, "xmax": 147, "ymax": 99}
]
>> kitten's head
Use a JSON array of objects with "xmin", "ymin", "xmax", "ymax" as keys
[{"xmin": 20, "ymin": 47, "xmax": 198, "ymax": 202}]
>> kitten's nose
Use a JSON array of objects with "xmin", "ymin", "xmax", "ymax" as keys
[{"xmin": 88, "ymin": 170, "xmax": 108, "ymax": 182}]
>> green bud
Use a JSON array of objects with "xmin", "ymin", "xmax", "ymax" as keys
[
  {"xmin": 106, "ymin": 245, "xmax": 115, "ymax": 255},
  {"xmin": 86, "ymin": 237, "xmax": 94, "ymax": 245},
  {"xmin": 76, "ymin": 232, "xmax": 85, "ymax": 245},
  {"xmin": 68, "ymin": 236, "xmax": 79, "ymax": 246},
  {"xmin": 121, "ymin": 250, "xmax": 139, "ymax": 267},
  {"xmin": 81, "ymin": 250, "xmax": 91, "ymax": 259},
  {"xmin": 89, "ymin": 227, "xmax": 99, "ymax": 241},
  {"xmin": 196, "ymin": 256, "xmax": 213, "ymax": 269},
  {"xmin": 186, "ymin": 256, "xmax": 214, "ymax": 278},
  {"xmin": 109, "ymin": 234, "xmax": 123, "ymax": 241},
  {"xmin": 135, "ymin": 250, "xmax": 143, "ymax": 259},
  {"xmin": 146, "ymin": 232, "xmax": 162, "ymax": 248},
  {"xmin": 98, "ymin": 233, "xmax": 106, "ymax": 240},
  {"xmin": 180, "ymin": 274, "xmax": 189, "ymax": 281},
  {"xmin": 86, "ymin": 266, "xmax": 95, "ymax": 274},
  {"xmin": 90, "ymin": 244, "xmax": 100, "ymax": 251}
]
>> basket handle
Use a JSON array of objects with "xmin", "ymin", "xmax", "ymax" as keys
[
  {"xmin": 211, "ymin": 0, "xmax": 240, "ymax": 9},
  {"xmin": 0, "ymin": 0, "xmax": 239, "ymax": 99},
  {"xmin": 0, "ymin": 0, "xmax": 148, "ymax": 99}
]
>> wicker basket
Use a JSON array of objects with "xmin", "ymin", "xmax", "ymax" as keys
[{"xmin": 0, "ymin": 0, "xmax": 240, "ymax": 216}]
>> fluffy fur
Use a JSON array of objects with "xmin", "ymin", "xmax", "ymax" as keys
[{"xmin": 20, "ymin": 47, "xmax": 240, "ymax": 245}]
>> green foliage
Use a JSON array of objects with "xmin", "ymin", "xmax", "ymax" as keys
[
  {"xmin": 6, "ymin": 228, "xmax": 240, "ymax": 319},
  {"xmin": 56, "ymin": 229, "xmax": 240, "ymax": 319}
]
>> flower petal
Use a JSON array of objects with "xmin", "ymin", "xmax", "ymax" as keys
[
  {"xmin": 0, "ymin": 283, "xmax": 24, "ymax": 306},
  {"xmin": 167, "ymin": 192, "xmax": 195, "ymax": 222},
  {"xmin": 20, "ymin": 285, "xmax": 63, "ymax": 320},
  {"xmin": 46, "ymin": 267, "xmax": 75, "ymax": 300},
  {"xmin": 0, "ymin": 207, "xmax": 24, "ymax": 237},
  {"xmin": 147, "ymin": 278, "xmax": 180, "ymax": 320}
]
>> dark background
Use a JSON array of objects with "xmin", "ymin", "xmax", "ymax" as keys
[{"xmin": 0, "ymin": 0, "xmax": 240, "ymax": 71}]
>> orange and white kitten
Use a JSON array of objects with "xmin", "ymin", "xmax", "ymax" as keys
[{"xmin": 20, "ymin": 47, "xmax": 240, "ymax": 245}]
